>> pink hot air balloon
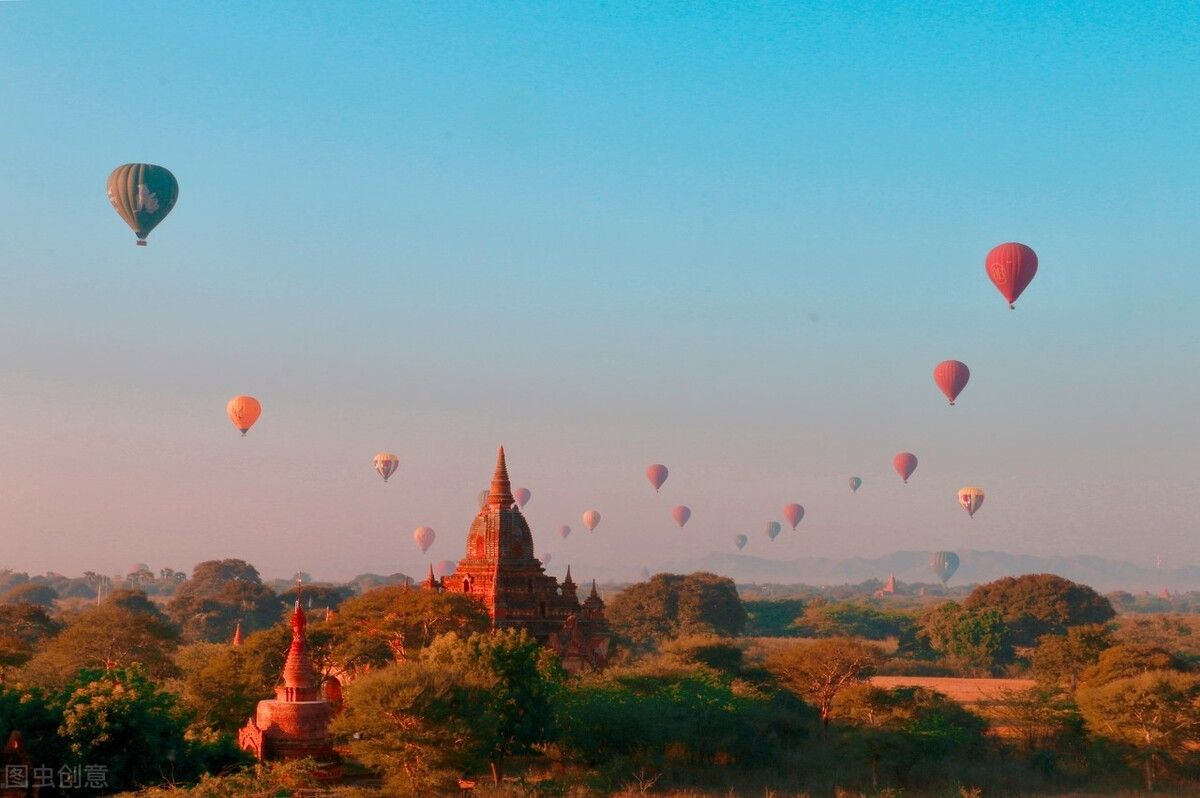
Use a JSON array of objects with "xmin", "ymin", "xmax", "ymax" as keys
[
  {"xmin": 413, "ymin": 526, "xmax": 435, "ymax": 553},
  {"xmin": 513, "ymin": 487, "xmax": 531, "ymax": 508},
  {"xmin": 558, "ymin": 524, "xmax": 571, "ymax": 540},
  {"xmin": 541, "ymin": 552, "xmax": 553, "ymax": 566},
  {"xmin": 893, "ymin": 452, "xmax": 918, "ymax": 484},
  {"xmin": 933, "ymin": 360, "xmax": 970, "ymax": 405},
  {"xmin": 646, "ymin": 464, "xmax": 669, "ymax": 492},
  {"xmin": 672, "ymin": 505, "xmax": 691, "ymax": 528},
  {"xmin": 433, "ymin": 559, "xmax": 456, "ymax": 578},
  {"xmin": 582, "ymin": 510, "xmax": 601, "ymax": 532},
  {"xmin": 783, "ymin": 503, "xmax": 805, "ymax": 530}
]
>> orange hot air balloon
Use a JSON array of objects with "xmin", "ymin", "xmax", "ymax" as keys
[
  {"xmin": 413, "ymin": 526, "xmax": 436, "ymax": 552},
  {"xmin": 646, "ymin": 464, "xmax": 669, "ymax": 492},
  {"xmin": 672, "ymin": 505, "xmax": 691, "ymax": 528},
  {"xmin": 783, "ymin": 504, "xmax": 805, "ymax": 530},
  {"xmin": 958, "ymin": 487, "xmax": 985, "ymax": 518},
  {"xmin": 986, "ymin": 242, "xmax": 1038, "ymax": 309},
  {"xmin": 373, "ymin": 452, "xmax": 399, "ymax": 482},
  {"xmin": 582, "ymin": 510, "xmax": 601, "ymax": 532},
  {"xmin": 933, "ymin": 360, "xmax": 971, "ymax": 405},
  {"xmin": 893, "ymin": 452, "xmax": 918, "ymax": 483},
  {"xmin": 514, "ymin": 487, "xmax": 532, "ymax": 508},
  {"xmin": 226, "ymin": 396, "xmax": 261, "ymax": 436}
]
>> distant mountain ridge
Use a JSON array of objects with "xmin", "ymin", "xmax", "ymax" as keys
[{"xmin": 570, "ymin": 550, "xmax": 1198, "ymax": 592}]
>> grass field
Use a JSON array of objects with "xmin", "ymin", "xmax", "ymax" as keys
[{"xmin": 868, "ymin": 675, "xmax": 1036, "ymax": 706}]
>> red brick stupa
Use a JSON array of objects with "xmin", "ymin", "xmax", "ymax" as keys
[
  {"xmin": 238, "ymin": 586, "xmax": 340, "ymax": 774},
  {"xmin": 436, "ymin": 447, "xmax": 609, "ymax": 672}
]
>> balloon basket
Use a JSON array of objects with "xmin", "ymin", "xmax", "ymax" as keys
[{"xmin": 136, "ymin": 240, "xmax": 147, "ymax": 247}]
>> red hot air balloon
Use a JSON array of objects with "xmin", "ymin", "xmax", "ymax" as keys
[
  {"xmin": 514, "ymin": 487, "xmax": 531, "ymax": 508},
  {"xmin": 893, "ymin": 452, "xmax": 918, "ymax": 483},
  {"xmin": 582, "ymin": 510, "xmax": 601, "ymax": 532},
  {"xmin": 783, "ymin": 504, "xmax": 805, "ymax": 530},
  {"xmin": 646, "ymin": 464, "xmax": 669, "ymax": 492},
  {"xmin": 986, "ymin": 242, "xmax": 1038, "ymax": 309},
  {"xmin": 933, "ymin": 360, "xmax": 971, "ymax": 405},
  {"xmin": 433, "ymin": 559, "xmax": 456, "ymax": 578},
  {"xmin": 672, "ymin": 506, "xmax": 691, "ymax": 528},
  {"xmin": 413, "ymin": 526, "xmax": 435, "ymax": 553}
]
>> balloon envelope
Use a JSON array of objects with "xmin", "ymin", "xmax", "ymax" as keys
[
  {"xmin": 672, "ymin": 506, "xmax": 691, "ymax": 527},
  {"xmin": 733, "ymin": 534, "xmax": 748, "ymax": 550},
  {"xmin": 986, "ymin": 242, "xmax": 1038, "ymax": 309},
  {"xmin": 514, "ymin": 487, "xmax": 531, "ymax": 508},
  {"xmin": 433, "ymin": 560, "xmax": 456, "ymax": 578},
  {"xmin": 107, "ymin": 163, "xmax": 179, "ymax": 245},
  {"xmin": 582, "ymin": 510, "xmax": 601, "ymax": 531},
  {"xmin": 893, "ymin": 452, "xmax": 918, "ymax": 483},
  {"xmin": 541, "ymin": 552, "xmax": 552, "ymax": 565},
  {"xmin": 413, "ymin": 526, "xmax": 435, "ymax": 552},
  {"xmin": 226, "ymin": 396, "xmax": 261, "ymax": 435},
  {"xmin": 765, "ymin": 521, "xmax": 782, "ymax": 541},
  {"xmin": 558, "ymin": 524, "xmax": 571, "ymax": 540},
  {"xmin": 931, "ymin": 551, "xmax": 960, "ymax": 584},
  {"xmin": 783, "ymin": 504, "xmax": 804, "ymax": 529},
  {"xmin": 849, "ymin": 477, "xmax": 862, "ymax": 492},
  {"xmin": 934, "ymin": 360, "xmax": 971, "ymax": 405},
  {"xmin": 646, "ymin": 464, "xmax": 669, "ymax": 492},
  {"xmin": 958, "ymin": 487, "xmax": 985, "ymax": 518},
  {"xmin": 373, "ymin": 452, "xmax": 399, "ymax": 482}
]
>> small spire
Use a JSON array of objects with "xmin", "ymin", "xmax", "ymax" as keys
[
  {"xmin": 487, "ymin": 446, "xmax": 514, "ymax": 508},
  {"xmin": 295, "ymin": 579, "xmax": 303, "ymax": 611},
  {"xmin": 423, "ymin": 564, "xmax": 438, "ymax": 591},
  {"xmin": 564, "ymin": 565, "xmax": 574, "ymax": 585},
  {"xmin": 590, "ymin": 579, "xmax": 599, "ymax": 598},
  {"xmin": 232, "ymin": 621, "xmax": 244, "ymax": 647}
]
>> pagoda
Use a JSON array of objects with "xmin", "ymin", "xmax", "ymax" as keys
[
  {"xmin": 437, "ymin": 447, "xmax": 609, "ymax": 672},
  {"xmin": 238, "ymin": 586, "xmax": 340, "ymax": 775}
]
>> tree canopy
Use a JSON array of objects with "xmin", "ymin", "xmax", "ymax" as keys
[
  {"xmin": 606, "ymin": 572, "xmax": 746, "ymax": 648},
  {"xmin": 963, "ymin": 574, "xmax": 1115, "ymax": 646}
]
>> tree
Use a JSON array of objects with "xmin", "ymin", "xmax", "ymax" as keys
[
  {"xmin": 0, "ymin": 603, "xmax": 61, "ymax": 673},
  {"xmin": 1077, "ymin": 670, "xmax": 1200, "ymax": 790},
  {"xmin": 322, "ymin": 586, "xmax": 490, "ymax": 672},
  {"xmin": 166, "ymin": 559, "xmax": 280, "ymax": 643},
  {"xmin": 1, "ymin": 583, "xmax": 58, "ymax": 608},
  {"xmin": 913, "ymin": 602, "xmax": 1014, "ymax": 674},
  {"xmin": 1079, "ymin": 643, "xmax": 1188, "ymax": 689},
  {"xmin": 1032, "ymin": 624, "xmax": 1114, "ymax": 692},
  {"xmin": 767, "ymin": 637, "xmax": 883, "ymax": 728},
  {"xmin": 963, "ymin": 574, "xmax": 1115, "ymax": 646},
  {"xmin": 22, "ymin": 602, "xmax": 180, "ymax": 688},
  {"xmin": 0, "ymin": 685, "xmax": 68, "ymax": 769},
  {"xmin": 606, "ymin": 572, "xmax": 746, "ymax": 648},
  {"xmin": 791, "ymin": 600, "xmax": 915, "ymax": 640},
  {"xmin": 743, "ymin": 598, "xmax": 806, "ymax": 636}
]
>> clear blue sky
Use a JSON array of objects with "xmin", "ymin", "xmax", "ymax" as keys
[{"xmin": 1, "ymin": 1, "xmax": 1197, "ymax": 581}]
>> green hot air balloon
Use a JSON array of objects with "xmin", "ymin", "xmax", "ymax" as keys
[
  {"xmin": 849, "ymin": 476, "xmax": 862, "ymax": 492},
  {"xmin": 930, "ymin": 551, "xmax": 960, "ymax": 585},
  {"xmin": 107, "ymin": 164, "xmax": 179, "ymax": 245}
]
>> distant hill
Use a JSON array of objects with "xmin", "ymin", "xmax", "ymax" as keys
[{"xmin": 569, "ymin": 550, "xmax": 1198, "ymax": 593}]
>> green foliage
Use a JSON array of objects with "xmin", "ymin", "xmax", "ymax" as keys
[
  {"xmin": 607, "ymin": 572, "xmax": 746, "ymax": 649},
  {"xmin": 792, "ymin": 600, "xmax": 915, "ymax": 640},
  {"xmin": 0, "ymin": 603, "xmax": 60, "ymax": 672},
  {"xmin": 766, "ymin": 637, "xmax": 883, "ymax": 727},
  {"xmin": 1077, "ymin": 670, "xmax": 1200, "ymax": 790},
  {"xmin": 743, "ymin": 598, "xmax": 806, "ymax": 636},
  {"xmin": 165, "ymin": 560, "xmax": 280, "ymax": 643},
  {"xmin": 1031, "ymin": 624, "xmax": 1113, "ymax": 691},
  {"xmin": 911, "ymin": 602, "xmax": 1014, "ymax": 674},
  {"xmin": 21, "ymin": 601, "xmax": 181, "ymax": 688},
  {"xmin": 657, "ymin": 634, "xmax": 745, "ymax": 675},
  {"xmin": 963, "ymin": 574, "xmax": 1115, "ymax": 647},
  {"xmin": 1, "ymin": 582, "xmax": 59, "ymax": 608},
  {"xmin": 0, "ymin": 685, "xmax": 69, "ymax": 770}
]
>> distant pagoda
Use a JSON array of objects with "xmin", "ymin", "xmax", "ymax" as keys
[
  {"xmin": 433, "ymin": 447, "xmax": 610, "ymax": 672},
  {"xmin": 238, "ymin": 586, "xmax": 340, "ymax": 775}
]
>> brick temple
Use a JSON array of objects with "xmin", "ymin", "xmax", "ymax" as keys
[
  {"xmin": 430, "ymin": 447, "xmax": 610, "ymax": 672},
  {"xmin": 237, "ymin": 589, "xmax": 340, "ymax": 775}
]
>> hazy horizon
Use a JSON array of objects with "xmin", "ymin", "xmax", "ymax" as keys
[{"xmin": 1, "ymin": 3, "xmax": 1197, "ymax": 581}]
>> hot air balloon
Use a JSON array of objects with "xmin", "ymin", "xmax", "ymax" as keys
[
  {"xmin": 413, "ymin": 526, "xmax": 435, "ymax": 552},
  {"xmin": 957, "ymin": 487, "xmax": 985, "ymax": 518},
  {"xmin": 931, "ymin": 551, "xmax": 960, "ymax": 584},
  {"xmin": 558, "ymin": 524, "xmax": 571, "ymax": 540},
  {"xmin": 672, "ymin": 506, "xmax": 691, "ymax": 528},
  {"xmin": 646, "ymin": 464, "xmax": 669, "ymax": 492},
  {"xmin": 783, "ymin": 504, "xmax": 804, "ymax": 530},
  {"xmin": 373, "ymin": 452, "xmax": 399, "ymax": 482},
  {"xmin": 849, "ymin": 477, "xmax": 862, "ymax": 492},
  {"xmin": 433, "ymin": 559, "xmax": 456, "ymax": 578},
  {"xmin": 765, "ymin": 521, "xmax": 782, "ymax": 541},
  {"xmin": 986, "ymin": 242, "xmax": 1038, "ymax": 309},
  {"xmin": 541, "ymin": 552, "xmax": 552, "ymax": 566},
  {"xmin": 733, "ymin": 534, "xmax": 748, "ymax": 550},
  {"xmin": 107, "ymin": 164, "xmax": 179, "ymax": 246},
  {"xmin": 477, "ymin": 490, "xmax": 489, "ymax": 509},
  {"xmin": 226, "ymin": 396, "xmax": 261, "ymax": 436},
  {"xmin": 514, "ymin": 487, "xmax": 531, "ymax": 508},
  {"xmin": 582, "ymin": 510, "xmax": 601, "ymax": 532},
  {"xmin": 893, "ymin": 452, "xmax": 918, "ymax": 483},
  {"xmin": 934, "ymin": 360, "xmax": 971, "ymax": 405}
]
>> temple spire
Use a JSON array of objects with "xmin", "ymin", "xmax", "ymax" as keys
[
  {"xmin": 564, "ymin": 565, "xmax": 574, "ymax": 585},
  {"xmin": 487, "ymin": 446, "xmax": 515, "ymax": 508},
  {"xmin": 232, "ymin": 621, "xmax": 244, "ymax": 646},
  {"xmin": 590, "ymin": 579, "xmax": 599, "ymax": 598}
]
